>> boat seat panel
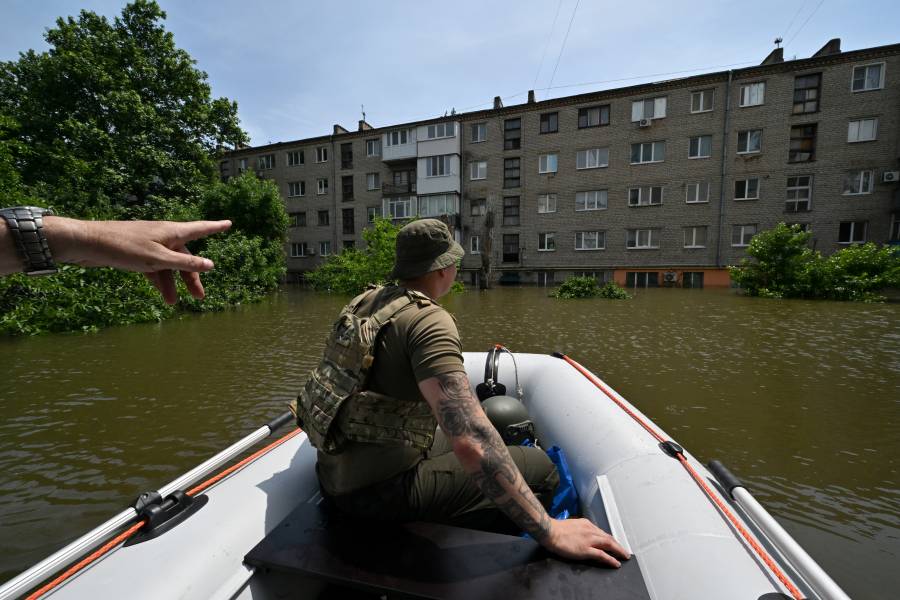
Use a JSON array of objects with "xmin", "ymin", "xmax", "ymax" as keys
[{"xmin": 245, "ymin": 502, "xmax": 650, "ymax": 600}]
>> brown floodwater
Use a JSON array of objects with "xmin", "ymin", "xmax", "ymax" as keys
[{"xmin": 1, "ymin": 286, "xmax": 898, "ymax": 598}]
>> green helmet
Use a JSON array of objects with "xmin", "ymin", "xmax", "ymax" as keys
[{"xmin": 481, "ymin": 395, "xmax": 535, "ymax": 445}]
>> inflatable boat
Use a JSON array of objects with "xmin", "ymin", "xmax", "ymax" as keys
[{"xmin": 0, "ymin": 351, "xmax": 850, "ymax": 600}]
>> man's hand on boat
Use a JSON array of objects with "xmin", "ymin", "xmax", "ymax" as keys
[{"xmin": 545, "ymin": 517, "xmax": 630, "ymax": 567}]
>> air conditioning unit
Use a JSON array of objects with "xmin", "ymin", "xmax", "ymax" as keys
[
  {"xmin": 638, "ymin": 118, "xmax": 652, "ymax": 128},
  {"xmin": 883, "ymin": 171, "xmax": 899, "ymax": 183},
  {"xmin": 663, "ymin": 271, "xmax": 677, "ymax": 283}
]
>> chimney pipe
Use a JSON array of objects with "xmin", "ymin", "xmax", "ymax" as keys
[
  {"xmin": 527, "ymin": 90, "xmax": 535, "ymax": 103},
  {"xmin": 493, "ymin": 96, "xmax": 503, "ymax": 109},
  {"xmin": 812, "ymin": 38, "xmax": 842, "ymax": 58}
]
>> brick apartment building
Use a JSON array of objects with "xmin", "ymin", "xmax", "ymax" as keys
[{"xmin": 220, "ymin": 39, "xmax": 900, "ymax": 288}]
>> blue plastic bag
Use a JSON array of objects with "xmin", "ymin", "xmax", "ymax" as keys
[{"xmin": 545, "ymin": 445, "xmax": 578, "ymax": 520}]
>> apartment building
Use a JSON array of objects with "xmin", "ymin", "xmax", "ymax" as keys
[{"xmin": 221, "ymin": 39, "xmax": 900, "ymax": 288}]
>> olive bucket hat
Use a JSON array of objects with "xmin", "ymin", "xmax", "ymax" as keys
[{"xmin": 389, "ymin": 219, "xmax": 465, "ymax": 280}]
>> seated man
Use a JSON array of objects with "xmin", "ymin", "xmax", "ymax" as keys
[{"xmin": 295, "ymin": 218, "xmax": 627, "ymax": 567}]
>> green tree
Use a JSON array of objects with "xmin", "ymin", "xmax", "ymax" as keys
[
  {"xmin": 553, "ymin": 276, "xmax": 630, "ymax": 300},
  {"xmin": 201, "ymin": 171, "xmax": 289, "ymax": 242}
]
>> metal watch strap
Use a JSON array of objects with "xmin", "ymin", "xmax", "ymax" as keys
[{"xmin": 0, "ymin": 206, "xmax": 58, "ymax": 275}]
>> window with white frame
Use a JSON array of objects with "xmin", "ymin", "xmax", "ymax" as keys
[
  {"xmin": 470, "ymin": 198, "xmax": 486, "ymax": 216},
  {"xmin": 319, "ymin": 241, "xmax": 331, "ymax": 257},
  {"xmin": 734, "ymin": 177, "xmax": 760, "ymax": 200},
  {"xmin": 686, "ymin": 182, "xmax": 710, "ymax": 203},
  {"xmin": 842, "ymin": 170, "xmax": 874, "ymax": 195},
  {"xmin": 684, "ymin": 226, "xmax": 707, "ymax": 248},
  {"xmin": 690, "ymin": 89, "xmax": 714, "ymax": 113},
  {"xmin": 852, "ymin": 63, "xmax": 884, "ymax": 92},
  {"xmin": 578, "ymin": 105, "xmax": 610, "ymax": 128},
  {"xmin": 426, "ymin": 155, "xmax": 452, "ymax": 177},
  {"xmin": 315, "ymin": 147, "xmax": 328, "ymax": 163},
  {"xmin": 631, "ymin": 96, "xmax": 667, "ymax": 121},
  {"xmin": 537, "ymin": 193, "xmax": 557, "ymax": 213},
  {"xmin": 689, "ymin": 135, "xmax": 712, "ymax": 159},
  {"xmin": 366, "ymin": 172, "xmax": 380, "ymax": 191},
  {"xmin": 628, "ymin": 186, "xmax": 663, "ymax": 207},
  {"xmin": 739, "ymin": 82, "xmax": 765, "ymax": 107},
  {"xmin": 418, "ymin": 194, "xmax": 459, "ymax": 217},
  {"xmin": 538, "ymin": 232, "xmax": 556, "ymax": 251},
  {"xmin": 290, "ymin": 242, "xmax": 309, "ymax": 258},
  {"xmin": 576, "ymin": 190, "xmax": 607, "ymax": 211},
  {"xmin": 366, "ymin": 139, "xmax": 381, "ymax": 157},
  {"xmin": 427, "ymin": 122, "xmax": 456, "ymax": 139},
  {"xmin": 288, "ymin": 181, "xmax": 305, "ymax": 197},
  {"xmin": 786, "ymin": 176, "xmax": 812, "ymax": 212},
  {"xmin": 839, "ymin": 221, "xmax": 867, "ymax": 243},
  {"xmin": 257, "ymin": 154, "xmax": 274, "ymax": 170},
  {"xmin": 317, "ymin": 178, "xmax": 328, "ymax": 195},
  {"xmin": 631, "ymin": 141, "xmax": 665, "ymax": 164},
  {"xmin": 470, "ymin": 160, "xmax": 487, "ymax": 180},
  {"xmin": 386, "ymin": 129, "xmax": 410, "ymax": 146},
  {"xmin": 539, "ymin": 154, "xmax": 558, "ymax": 173},
  {"xmin": 848, "ymin": 118, "xmax": 878, "ymax": 142},
  {"xmin": 289, "ymin": 212, "xmax": 306, "ymax": 227},
  {"xmin": 626, "ymin": 229, "xmax": 659, "ymax": 249},
  {"xmin": 387, "ymin": 197, "xmax": 413, "ymax": 219},
  {"xmin": 576, "ymin": 148, "xmax": 609, "ymax": 169},
  {"xmin": 732, "ymin": 224, "xmax": 757, "ymax": 247},
  {"xmin": 471, "ymin": 122, "xmax": 486, "ymax": 143},
  {"xmin": 367, "ymin": 206, "xmax": 379, "ymax": 223},
  {"xmin": 470, "ymin": 235, "xmax": 481, "ymax": 254},
  {"xmin": 239, "ymin": 158, "xmax": 248, "ymax": 172},
  {"xmin": 575, "ymin": 231, "xmax": 604, "ymax": 250},
  {"xmin": 287, "ymin": 150, "xmax": 304, "ymax": 166},
  {"xmin": 737, "ymin": 129, "xmax": 762, "ymax": 154}
]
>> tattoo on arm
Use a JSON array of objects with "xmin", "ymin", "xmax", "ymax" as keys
[{"xmin": 434, "ymin": 372, "xmax": 552, "ymax": 542}]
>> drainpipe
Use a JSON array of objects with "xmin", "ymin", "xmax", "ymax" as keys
[
  {"xmin": 715, "ymin": 70, "xmax": 733, "ymax": 268},
  {"xmin": 330, "ymin": 135, "xmax": 338, "ymax": 255}
]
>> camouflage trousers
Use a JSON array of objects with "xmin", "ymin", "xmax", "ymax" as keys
[{"xmin": 325, "ymin": 429, "xmax": 560, "ymax": 535}]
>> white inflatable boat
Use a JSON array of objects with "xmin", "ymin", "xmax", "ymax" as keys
[{"xmin": 0, "ymin": 351, "xmax": 850, "ymax": 600}]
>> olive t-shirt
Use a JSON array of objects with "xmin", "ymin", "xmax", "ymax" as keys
[{"xmin": 316, "ymin": 285, "xmax": 465, "ymax": 496}]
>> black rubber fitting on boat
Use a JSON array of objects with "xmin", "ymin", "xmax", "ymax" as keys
[
  {"xmin": 132, "ymin": 490, "xmax": 162, "ymax": 513},
  {"xmin": 708, "ymin": 460, "xmax": 746, "ymax": 499},
  {"xmin": 659, "ymin": 440, "xmax": 684, "ymax": 458},
  {"xmin": 551, "ymin": 352, "xmax": 565, "ymax": 359},
  {"xmin": 267, "ymin": 410, "xmax": 295, "ymax": 432}
]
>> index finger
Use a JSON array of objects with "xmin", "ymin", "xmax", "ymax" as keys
[
  {"xmin": 594, "ymin": 532, "xmax": 630, "ymax": 561},
  {"xmin": 168, "ymin": 220, "xmax": 232, "ymax": 245}
]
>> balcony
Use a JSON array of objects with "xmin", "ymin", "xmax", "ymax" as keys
[{"xmin": 382, "ymin": 181, "xmax": 417, "ymax": 195}]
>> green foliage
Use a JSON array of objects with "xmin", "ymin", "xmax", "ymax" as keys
[
  {"xmin": 450, "ymin": 281, "xmax": 466, "ymax": 294},
  {"xmin": 201, "ymin": 171, "xmax": 288, "ymax": 241},
  {"xmin": 306, "ymin": 218, "xmax": 403, "ymax": 295},
  {"xmin": 730, "ymin": 223, "xmax": 900, "ymax": 301},
  {"xmin": 597, "ymin": 281, "xmax": 631, "ymax": 299},
  {"xmin": 553, "ymin": 276, "xmax": 630, "ymax": 300}
]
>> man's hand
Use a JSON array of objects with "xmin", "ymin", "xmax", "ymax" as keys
[{"xmin": 545, "ymin": 518, "xmax": 631, "ymax": 567}]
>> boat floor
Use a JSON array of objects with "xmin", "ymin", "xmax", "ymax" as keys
[{"xmin": 244, "ymin": 502, "xmax": 650, "ymax": 600}]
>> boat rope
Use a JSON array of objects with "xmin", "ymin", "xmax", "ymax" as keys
[
  {"xmin": 25, "ymin": 427, "xmax": 302, "ymax": 600},
  {"xmin": 556, "ymin": 353, "xmax": 805, "ymax": 600}
]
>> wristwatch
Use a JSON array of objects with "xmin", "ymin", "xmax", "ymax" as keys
[{"xmin": 0, "ymin": 206, "xmax": 58, "ymax": 275}]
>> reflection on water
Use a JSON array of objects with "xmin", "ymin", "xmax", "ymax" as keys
[{"xmin": 1, "ymin": 286, "xmax": 898, "ymax": 598}]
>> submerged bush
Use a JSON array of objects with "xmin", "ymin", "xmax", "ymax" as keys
[
  {"xmin": 306, "ymin": 218, "xmax": 402, "ymax": 295},
  {"xmin": 553, "ymin": 277, "xmax": 630, "ymax": 300}
]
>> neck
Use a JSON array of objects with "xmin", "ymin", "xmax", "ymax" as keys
[{"xmin": 401, "ymin": 276, "xmax": 441, "ymax": 300}]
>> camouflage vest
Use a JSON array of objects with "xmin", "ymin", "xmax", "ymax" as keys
[{"xmin": 291, "ymin": 285, "xmax": 438, "ymax": 455}]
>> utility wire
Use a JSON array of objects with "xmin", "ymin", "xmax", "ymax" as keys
[
  {"xmin": 546, "ymin": 0, "xmax": 580, "ymax": 99},
  {"xmin": 785, "ymin": 0, "xmax": 825, "ymax": 49},
  {"xmin": 782, "ymin": 0, "xmax": 809, "ymax": 41},
  {"xmin": 533, "ymin": 0, "xmax": 564, "ymax": 91}
]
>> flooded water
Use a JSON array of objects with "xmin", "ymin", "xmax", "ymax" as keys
[{"xmin": 1, "ymin": 286, "xmax": 898, "ymax": 598}]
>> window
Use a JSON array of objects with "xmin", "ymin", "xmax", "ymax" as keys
[
  {"xmin": 689, "ymin": 135, "xmax": 712, "ymax": 159},
  {"xmin": 341, "ymin": 175, "xmax": 354, "ymax": 201},
  {"xmin": 734, "ymin": 178, "xmax": 760, "ymax": 200},
  {"xmin": 426, "ymin": 155, "xmax": 452, "ymax": 177},
  {"xmin": 287, "ymin": 150, "xmax": 304, "ymax": 166},
  {"xmin": 839, "ymin": 221, "xmax": 867, "ymax": 244},
  {"xmin": 469, "ymin": 160, "xmax": 487, "ymax": 180},
  {"xmin": 341, "ymin": 143, "xmax": 353, "ymax": 169},
  {"xmin": 470, "ymin": 198, "xmax": 486, "ymax": 216},
  {"xmin": 290, "ymin": 242, "xmax": 309, "ymax": 258},
  {"xmin": 386, "ymin": 129, "xmax": 410, "ymax": 146},
  {"xmin": 257, "ymin": 154, "xmax": 274, "ymax": 170},
  {"xmin": 317, "ymin": 178, "xmax": 328, "ymax": 195},
  {"xmin": 366, "ymin": 139, "xmax": 381, "ymax": 157},
  {"xmin": 737, "ymin": 130, "xmax": 762, "ymax": 154},
  {"xmin": 503, "ymin": 196, "xmax": 520, "ymax": 226},
  {"xmin": 367, "ymin": 206, "xmax": 379, "ymax": 223},
  {"xmin": 538, "ymin": 232, "xmax": 556, "ymax": 251},
  {"xmin": 539, "ymin": 154, "xmax": 558, "ymax": 173},
  {"xmin": 684, "ymin": 226, "xmax": 707, "ymax": 248},
  {"xmin": 626, "ymin": 229, "xmax": 659, "ymax": 249},
  {"xmin": 789, "ymin": 124, "xmax": 817, "ymax": 162},
  {"xmin": 289, "ymin": 212, "xmax": 306, "ymax": 227},
  {"xmin": 575, "ymin": 231, "xmax": 604, "ymax": 250},
  {"xmin": 470, "ymin": 235, "xmax": 481, "ymax": 254},
  {"xmin": 504, "ymin": 158, "xmax": 520, "ymax": 188},
  {"xmin": 504, "ymin": 118, "xmax": 521, "ymax": 150},
  {"xmin": 578, "ymin": 105, "xmax": 610, "ymax": 128},
  {"xmin": 319, "ymin": 241, "xmax": 331, "ymax": 257},
  {"xmin": 502, "ymin": 234, "xmax": 520, "ymax": 263},
  {"xmin": 418, "ymin": 194, "xmax": 459, "ymax": 217},
  {"xmin": 890, "ymin": 216, "xmax": 900, "ymax": 242},
  {"xmin": 540, "ymin": 112, "xmax": 559, "ymax": 134},
  {"xmin": 628, "ymin": 186, "xmax": 664, "ymax": 206},
  {"xmin": 631, "ymin": 96, "xmax": 667, "ymax": 121},
  {"xmin": 471, "ymin": 122, "xmax": 486, "ymax": 143},
  {"xmin": 848, "ymin": 118, "xmax": 878, "ymax": 142},
  {"xmin": 366, "ymin": 172, "xmax": 380, "ymax": 191},
  {"xmin": 238, "ymin": 158, "xmax": 248, "ymax": 173},
  {"xmin": 576, "ymin": 148, "xmax": 609, "ymax": 169},
  {"xmin": 683, "ymin": 272, "xmax": 704, "ymax": 288},
  {"xmin": 793, "ymin": 74, "xmax": 821, "ymax": 114},
  {"xmin": 426, "ymin": 122, "xmax": 456, "ymax": 139},
  {"xmin": 842, "ymin": 170, "xmax": 874, "ymax": 195},
  {"xmin": 686, "ymin": 182, "xmax": 710, "ymax": 204},
  {"xmin": 631, "ymin": 141, "xmax": 665, "ymax": 164},
  {"xmin": 576, "ymin": 190, "xmax": 607, "ymax": 211},
  {"xmin": 387, "ymin": 197, "xmax": 412, "ymax": 219},
  {"xmin": 690, "ymin": 89, "xmax": 714, "ymax": 113},
  {"xmin": 317, "ymin": 210, "xmax": 329, "ymax": 226},
  {"xmin": 343, "ymin": 240, "xmax": 356, "ymax": 250},
  {"xmin": 537, "ymin": 194, "xmax": 557, "ymax": 213},
  {"xmin": 852, "ymin": 63, "xmax": 884, "ymax": 92},
  {"xmin": 288, "ymin": 181, "xmax": 305, "ymax": 197},
  {"xmin": 315, "ymin": 147, "xmax": 328, "ymax": 163},
  {"xmin": 732, "ymin": 224, "xmax": 757, "ymax": 247},
  {"xmin": 739, "ymin": 82, "xmax": 765, "ymax": 107},
  {"xmin": 785, "ymin": 176, "xmax": 812, "ymax": 212},
  {"xmin": 342, "ymin": 208, "xmax": 355, "ymax": 234},
  {"xmin": 626, "ymin": 272, "xmax": 659, "ymax": 287}
]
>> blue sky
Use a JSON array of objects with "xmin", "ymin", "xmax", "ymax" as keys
[{"xmin": 3, "ymin": 0, "xmax": 898, "ymax": 146}]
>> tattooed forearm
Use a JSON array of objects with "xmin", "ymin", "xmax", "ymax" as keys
[{"xmin": 497, "ymin": 480, "xmax": 553, "ymax": 542}]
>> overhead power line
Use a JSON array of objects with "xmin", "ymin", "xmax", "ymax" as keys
[
  {"xmin": 546, "ymin": 0, "xmax": 580, "ymax": 99},
  {"xmin": 785, "ymin": 0, "xmax": 826, "ymax": 49},
  {"xmin": 533, "ymin": 0, "xmax": 563, "ymax": 91},
  {"xmin": 782, "ymin": 0, "xmax": 809, "ymax": 41}
]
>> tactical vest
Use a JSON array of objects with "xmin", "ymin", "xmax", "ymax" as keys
[{"xmin": 291, "ymin": 285, "xmax": 438, "ymax": 455}]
